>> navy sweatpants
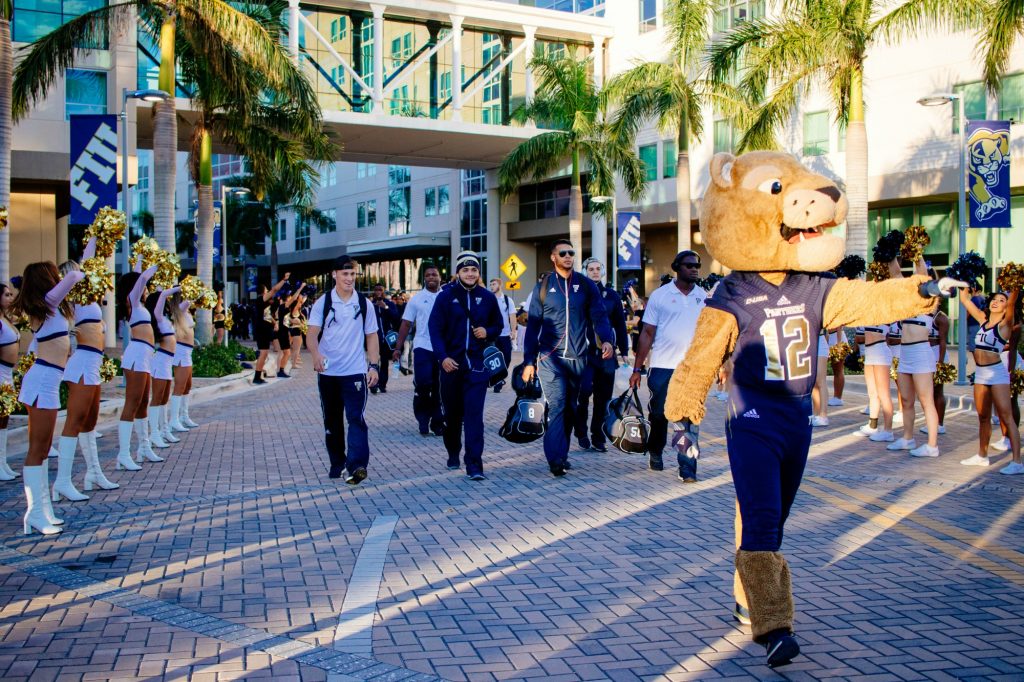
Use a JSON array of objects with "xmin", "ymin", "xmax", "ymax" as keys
[
  {"xmin": 539, "ymin": 355, "xmax": 585, "ymax": 466},
  {"xmin": 646, "ymin": 367, "xmax": 674, "ymax": 456},
  {"xmin": 316, "ymin": 373, "xmax": 370, "ymax": 473},
  {"xmin": 413, "ymin": 348, "xmax": 444, "ymax": 434},
  {"xmin": 726, "ymin": 389, "xmax": 813, "ymax": 552},
  {"xmin": 439, "ymin": 366, "xmax": 489, "ymax": 475},
  {"xmin": 574, "ymin": 355, "xmax": 615, "ymax": 446}
]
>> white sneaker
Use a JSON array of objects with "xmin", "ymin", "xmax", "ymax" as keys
[
  {"xmin": 810, "ymin": 415, "xmax": 830, "ymax": 427},
  {"xmin": 960, "ymin": 454, "xmax": 990, "ymax": 467},
  {"xmin": 919, "ymin": 425, "xmax": 946, "ymax": 435},
  {"xmin": 858, "ymin": 424, "xmax": 878, "ymax": 437},
  {"xmin": 716, "ymin": 391, "xmax": 728, "ymax": 401},
  {"xmin": 992, "ymin": 437, "xmax": 1011, "ymax": 452},
  {"xmin": 887, "ymin": 437, "xmax": 915, "ymax": 451},
  {"xmin": 999, "ymin": 462, "xmax": 1024, "ymax": 475},
  {"xmin": 827, "ymin": 397, "xmax": 844, "ymax": 407},
  {"xmin": 909, "ymin": 443, "xmax": 939, "ymax": 457},
  {"xmin": 860, "ymin": 405, "xmax": 870, "ymax": 415},
  {"xmin": 992, "ymin": 414, "xmax": 1000, "ymax": 425},
  {"xmin": 892, "ymin": 412, "xmax": 904, "ymax": 425},
  {"xmin": 870, "ymin": 430, "xmax": 895, "ymax": 442}
]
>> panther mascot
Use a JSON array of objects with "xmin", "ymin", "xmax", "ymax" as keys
[{"xmin": 664, "ymin": 151, "xmax": 965, "ymax": 668}]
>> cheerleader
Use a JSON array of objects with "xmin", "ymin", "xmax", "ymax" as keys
[
  {"xmin": 213, "ymin": 291, "xmax": 226, "ymax": 345},
  {"xmin": 53, "ymin": 245, "xmax": 118, "ymax": 500},
  {"xmin": 145, "ymin": 287, "xmax": 180, "ymax": 447},
  {"xmin": 274, "ymin": 285, "xmax": 303, "ymax": 378},
  {"xmin": 115, "ymin": 262, "xmax": 160, "ymax": 470},
  {"xmin": 287, "ymin": 295, "xmax": 305, "ymax": 369},
  {"xmin": 0, "ymin": 283, "xmax": 20, "ymax": 481},
  {"xmin": 923, "ymin": 309, "xmax": 950, "ymax": 436},
  {"xmin": 253, "ymin": 274, "xmax": 289, "ymax": 384},
  {"xmin": 887, "ymin": 321, "xmax": 904, "ymax": 426},
  {"xmin": 14, "ymin": 251, "xmax": 87, "ymax": 535},
  {"xmin": 810, "ymin": 330, "xmax": 832, "ymax": 427},
  {"xmin": 169, "ymin": 293, "xmax": 197, "ymax": 432},
  {"xmin": 859, "ymin": 320, "xmax": 896, "ymax": 441},
  {"xmin": 995, "ymin": 300, "xmax": 1022, "ymax": 451},
  {"xmin": 958, "ymin": 287, "xmax": 1022, "ymax": 472}
]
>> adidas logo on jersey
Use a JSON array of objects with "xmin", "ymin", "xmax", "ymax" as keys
[
  {"xmin": 742, "ymin": 409, "xmax": 760, "ymax": 419},
  {"xmin": 776, "ymin": 295, "xmax": 792, "ymax": 305},
  {"xmin": 549, "ymin": 288, "xmax": 557, "ymax": 293}
]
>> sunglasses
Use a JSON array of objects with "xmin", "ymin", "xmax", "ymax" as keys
[
  {"xmin": 680, "ymin": 262, "xmax": 701, "ymax": 269},
  {"xmin": 558, "ymin": 249, "xmax": 576, "ymax": 258}
]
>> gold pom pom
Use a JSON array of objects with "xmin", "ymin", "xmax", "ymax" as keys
[
  {"xmin": 14, "ymin": 352, "xmax": 35, "ymax": 391},
  {"xmin": 224, "ymin": 309, "xmax": 234, "ymax": 331},
  {"xmin": 828, "ymin": 342, "xmax": 853, "ymax": 364},
  {"xmin": 85, "ymin": 207, "xmax": 127, "ymax": 259},
  {"xmin": 900, "ymin": 225, "xmax": 931, "ymax": 262},
  {"xmin": 1010, "ymin": 368, "xmax": 1024, "ymax": 398},
  {"xmin": 997, "ymin": 262, "xmax": 1024, "ymax": 292},
  {"xmin": 890, "ymin": 357, "xmax": 899, "ymax": 381},
  {"xmin": 179, "ymin": 275, "xmax": 206, "ymax": 302},
  {"xmin": 13, "ymin": 314, "xmax": 31, "ymax": 333},
  {"xmin": 0, "ymin": 206, "xmax": 8, "ymax": 232},
  {"xmin": 197, "ymin": 288, "xmax": 218, "ymax": 310},
  {"xmin": 130, "ymin": 237, "xmax": 180, "ymax": 289},
  {"xmin": 868, "ymin": 261, "xmax": 890, "ymax": 282},
  {"xmin": 100, "ymin": 356, "xmax": 118, "ymax": 383},
  {"xmin": 934, "ymin": 361, "xmax": 957, "ymax": 385},
  {"xmin": 299, "ymin": 319, "xmax": 308, "ymax": 336},
  {"xmin": 68, "ymin": 257, "xmax": 114, "ymax": 305},
  {"xmin": 129, "ymin": 237, "xmax": 162, "ymax": 271},
  {"xmin": 0, "ymin": 384, "xmax": 19, "ymax": 417}
]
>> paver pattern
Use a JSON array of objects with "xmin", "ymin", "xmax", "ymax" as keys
[{"xmin": 0, "ymin": 361, "xmax": 1021, "ymax": 681}]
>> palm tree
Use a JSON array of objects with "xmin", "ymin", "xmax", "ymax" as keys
[
  {"xmin": 499, "ymin": 53, "xmax": 647, "ymax": 266},
  {"xmin": 603, "ymin": 0, "xmax": 715, "ymax": 251},
  {"xmin": 707, "ymin": 0, "xmax": 981, "ymax": 259},
  {"xmin": 978, "ymin": 0, "xmax": 1023, "ymax": 90},
  {"xmin": 0, "ymin": 0, "xmax": 12, "ymax": 282},
  {"xmin": 11, "ymin": 0, "xmax": 316, "ymax": 253}
]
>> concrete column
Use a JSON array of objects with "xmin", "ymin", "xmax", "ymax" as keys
[
  {"xmin": 485, "ymin": 170, "xmax": 500, "ymax": 282},
  {"xmin": 288, "ymin": 0, "xmax": 300, "ymax": 62},
  {"xmin": 523, "ymin": 25, "xmax": 536, "ymax": 109},
  {"xmin": 591, "ymin": 212, "xmax": 607, "ymax": 266},
  {"xmin": 371, "ymin": 4, "xmax": 386, "ymax": 111},
  {"xmin": 56, "ymin": 215, "xmax": 69, "ymax": 264},
  {"xmin": 591, "ymin": 35, "xmax": 604, "ymax": 88},
  {"xmin": 103, "ymin": 254, "xmax": 116, "ymax": 349},
  {"xmin": 451, "ymin": 15, "xmax": 463, "ymax": 121}
]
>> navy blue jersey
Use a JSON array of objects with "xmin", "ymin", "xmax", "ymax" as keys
[{"xmin": 707, "ymin": 272, "xmax": 836, "ymax": 398}]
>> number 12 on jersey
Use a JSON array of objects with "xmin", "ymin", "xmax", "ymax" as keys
[{"xmin": 759, "ymin": 316, "xmax": 813, "ymax": 381}]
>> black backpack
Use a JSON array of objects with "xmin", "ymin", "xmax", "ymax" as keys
[
  {"xmin": 499, "ymin": 364, "xmax": 546, "ymax": 443},
  {"xmin": 317, "ymin": 288, "xmax": 369, "ymax": 343},
  {"xmin": 603, "ymin": 387, "xmax": 650, "ymax": 455},
  {"xmin": 482, "ymin": 345, "xmax": 508, "ymax": 387}
]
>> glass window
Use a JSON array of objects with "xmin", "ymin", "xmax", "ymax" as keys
[
  {"xmin": 713, "ymin": 119, "xmax": 736, "ymax": 153},
  {"xmin": 438, "ymin": 185, "xmax": 450, "ymax": 214},
  {"xmin": 295, "ymin": 217, "xmax": 310, "ymax": 250},
  {"xmin": 65, "ymin": 69, "xmax": 107, "ymax": 119},
  {"xmin": 357, "ymin": 203, "xmax": 366, "ymax": 228},
  {"xmin": 275, "ymin": 218, "xmax": 287, "ymax": 242},
  {"xmin": 999, "ymin": 73, "xmax": 1024, "ymax": 123},
  {"xmin": 638, "ymin": 144, "xmax": 658, "ymax": 182},
  {"xmin": 954, "ymin": 82, "xmax": 987, "ymax": 134},
  {"xmin": 388, "ymin": 165, "xmax": 411, "ymax": 186},
  {"xmin": 802, "ymin": 111, "xmax": 829, "ymax": 156},
  {"xmin": 321, "ymin": 208, "xmax": 337, "ymax": 233},
  {"xmin": 357, "ymin": 200, "xmax": 377, "ymax": 228},
  {"xmin": 918, "ymin": 203, "xmax": 952, "ymax": 256},
  {"xmin": 462, "ymin": 169, "xmax": 485, "ymax": 197},
  {"xmin": 389, "ymin": 186, "xmax": 411, "ymax": 236},
  {"xmin": 14, "ymin": 0, "xmax": 108, "ymax": 46},
  {"xmin": 639, "ymin": 0, "xmax": 657, "ymax": 32},
  {"xmin": 517, "ymin": 175, "xmax": 592, "ymax": 221},
  {"xmin": 663, "ymin": 140, "xmax": 677, "ymax": 179},
  {"xmin": 425, "ymin": 187, "xmax": 437, "ymax": 216},
  {"xmin": 713, "ymin": 0, "xmax": 765, "ymax": 32}
]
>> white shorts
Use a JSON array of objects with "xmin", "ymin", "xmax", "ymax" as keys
[
  {"xmin": 63, "ymin": 345, "xmax": 103, "ymax": 386},
  {"xmin": 122, "ymin": 339, "xmax": 154, "ymax": 373},
  {"xmin": 863, "ymin": 342, "xmax": 892, "ymax": 367},
  {"xmin": 173, "ymin": 342, "xmax": 193, "ymax": 368},
  {"xmin": 976, "ymin": 361, "xmax": 1011, "ymax": 386},
  {"xmin": 0, "ymin": 362, "xmax": 12, "ymax": 387},
  {"xmin": 899, "ymin": 342, "xmax": 935, "ymax": 375},
  {"xmin": 1001, "ymin": 351, "xmax": 1023, "ymax": 371},
  {"xmin": 152, "ymin": 348, "xmax": 175, "ymax": 381},
  {"xmin": 18, "ymin": 360, "xmax": 64, "ymax": 409},
  {"xmin": 817, "ymin": 335, "xmax": 828, "ymax": 358}
]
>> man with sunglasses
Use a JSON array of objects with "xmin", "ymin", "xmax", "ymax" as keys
[
  {"xmin": 522, "ymin": 239, "xmax": 614, "ymax": 477},
  {"xmin": 629, "ymin": 250, "xmax": 707, "ymax": 477},
  {"xmin": 307, "ymin": 255, "xmax": 381, "ymax": 485}
]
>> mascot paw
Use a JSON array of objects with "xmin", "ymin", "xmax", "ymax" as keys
[{"xmin": 920, "ymin": 277, "xmax": 969, "ymax": 298}]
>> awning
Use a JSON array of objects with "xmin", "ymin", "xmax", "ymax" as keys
[{"xmin": 345, "ymin": 231, "xmax": 450, "ymax": 260}]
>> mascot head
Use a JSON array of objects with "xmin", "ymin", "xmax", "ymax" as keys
[{"xmin": 701, "ymin": 151, "xmax": 848, "ymax": 272}]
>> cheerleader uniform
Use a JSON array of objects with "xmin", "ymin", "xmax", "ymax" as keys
[
  {"xmin": 863, "ymin": 325, "xmax": 892, "ymax": 366},
  {"xmin": 929, "ymin": 326, "xmax": 946, "ymax": 364},
  {"xmin": 173, "ymin": 302, "xmax": 194, "ymax": 368},
  {"xmin": 0, "ymin": 317, "xmax": 18, "ymax": 386},
  {"xmin": 888, "ymin": 323, "xmax": 902, "ymax": 364},
  {"xmin": 288, "ymin": 311, "xmax": 303, "ymax": 338},
  {"xmin": 63, "ymin": 302, "xmax": 104, "ymax": 385},
  {"xmin": 19, "ymin": 270, "xmax": 85, "ymax": 409},
  {"xmin": 121, "ymin": 266, "xmax": 157, "ymax": 373},
  {"xmin": 151, "ymin": 289, "xmax": 177, "ymax": 382},
  {"xmin": 213, "ymin": 305, "xmax": 226, "ymax": 331},
  {"xmin": 975, "ymin": 325, "xmax": 1011, "ymax": 385},
  {"xmin": 899, "ymin": 313, "xmax": 936, "ymax": 375},
  {"xmin": 276, "ymin": 303, "xmax": 291, "ymax": 348}
]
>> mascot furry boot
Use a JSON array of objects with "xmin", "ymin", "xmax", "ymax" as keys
[{"xmin": 665, "ymin": 151, "xmax": 965, "ymax": 668}]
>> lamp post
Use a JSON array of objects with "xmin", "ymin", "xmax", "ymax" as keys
[
  {"xmin": 590, "ymin": 195, "xmax": 614, "ymax": 286},
  {"xmin": 917, "ymin": 93, "xmax": 968, "ymax": 385},
  {"xmin": 120, "ymin": 88, "xmax": 171, "ymax": 274},
  {"xmin": 219, "ymin": 186, "xmax": 250, "ymax": 346}
]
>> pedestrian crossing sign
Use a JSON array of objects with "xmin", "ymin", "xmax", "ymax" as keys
[
  {"xmin": 501, "ymin": 254, "xmax": 526, "ymax": 282},
  {"xmin": 506, "ymin": 281, "xmax": 521, "ymax": 290}
]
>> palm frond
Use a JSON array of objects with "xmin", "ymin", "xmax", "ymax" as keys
[
  {"xmin": 976, "ymin": 0, "xmax": 1023, "ymax": 92},
  {"xmin": 736, "ymin": 69, "xmax": 810, "ymax": 152},
  {"xmin": 873, "ymin": 0, "xmax": 986, "ymax": 45},
  {"xmin": 664, "ymin": 0, "xmax": 715, "ymax": 67},
  {"xmin": 498, "ymin": 131, "xmax": 573, "ymax": 199},
  {"xmin": 604, "ymin": 61, "xmax": 680, "ymax": 143}
]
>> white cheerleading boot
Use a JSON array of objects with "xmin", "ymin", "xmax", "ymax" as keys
[
  {"xmin": 81, "ymin": 430, "xmax": 118, "ymax": 490},
  {"xmin": 0, "ymin": 429, "xmax": 18, "ymax": 481},
  {"xmin": 52, "ymin": 436, "xmax": 89, "ymax": 502},
  {"xmin": 161, "ymin": 404, "xmax": 180, "ymax": 443},
  {"xmin": 40, "ymin": 455, "xmax": 64, "ymax": 526},
  {"xmin": 22, "ymin": 466, "xmax": 61, "ymax": 536},
  {"xmin": 135, "ymin": 419, "xmax": 163, "ymax": 463},
  {"xmin": 148, "ymin": 411, "xmax": 169, "ymax": 449},
  {"xmin": 116, "ymin": 420, "xmax": 142, "ymax": 471},
  {"xmin": 169, "ymin": 395, "xmax": 189, "ymax": 432},
  {"xmin": 182, "ymin": 394, "xmax": 199, "ymax": 428}
]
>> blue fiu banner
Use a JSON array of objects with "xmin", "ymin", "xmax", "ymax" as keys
[
  {"xmin": 69, "ymin": 115, "xmax": 118, "ymax": 225},
  {"xmin": 616, "ymin": 211, "xmax": 642, "ymax": 269},
  {"xmin": 967, "ymin": 120, "xmax": 1011, "ymax": 228},
  {"xmin": 245, "ymin": 265, "xmax": 259, "ymax": 294},
  {"xmin": 191, "ymin": 200, "xmax": 222, "ymax": 265}
]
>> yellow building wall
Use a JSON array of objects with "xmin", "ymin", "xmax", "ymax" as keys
[{"xmin": 10, "ymin": 192, "xmax": 58, "ymax": 280}]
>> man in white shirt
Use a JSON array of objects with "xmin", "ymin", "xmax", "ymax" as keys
[
  {"xmin": 393, "ymin": 264, "xmax": 445, "ymax": 436},
  {"xmin": 307, "ymin": 255, "xmax": 381, "ymax": 485},
  {"xmin": 488, "ymin": 277, "xmax": 518, "ymax": 393},
  {"xmin": 629, "ymin": 251, "xmax": 706, "ymax": 477}
]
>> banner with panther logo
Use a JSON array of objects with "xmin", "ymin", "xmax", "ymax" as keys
[{"xmin": 966, "ymin": 121, "xmax": 1011, "ymax": 228}]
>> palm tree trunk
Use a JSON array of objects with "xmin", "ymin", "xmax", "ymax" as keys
[
  {"xmin": 569, "ymin": 147, "xmax": 582, "ymax": 270},
  {"xmin": 845, "ymin": 68, "xmax": 868, "ymax": 260},
  {"xmin": 270, "ymin": 231, "xmax": 278, "ymax": 284},
  {"xmin": 0, "ymin": 17, "xmax": 12, "ymax": 282},
  {"xmin": 676, "ymin": 108, "xmax": 691, "ymax": 252},
  {"xmin": 195, "ymin": 130, "xmax": 213, "ymax": 344},
  {"xmin": 152, "ymin": 16, "xmax": 177, "ymax": 252}
]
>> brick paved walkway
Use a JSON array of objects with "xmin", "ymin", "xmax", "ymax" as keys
[{"xmin": 0, "ymin": 362, "xmax": 1021, "ymax": 681}]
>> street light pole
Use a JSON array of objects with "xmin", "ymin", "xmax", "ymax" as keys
[{"xmin": 220, "ymin": 185, "xmax": 250, "ymax": 346}]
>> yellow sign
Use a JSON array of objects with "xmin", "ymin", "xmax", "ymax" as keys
[
  {"xmin": 505, "ymin": 281, "xmax": 522, "ymax": 290},
  {"xmin": 501, "ymin": 254, "xmax": 526, "ymax": 281}
]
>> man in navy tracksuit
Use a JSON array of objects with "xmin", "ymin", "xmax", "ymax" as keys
[
  {"xmin": 428, "ymin": 251, "xmax": 503, "ymax": 480},
  {"xmin": 522, "ymin": 240, "xmax": 614, "ymax": 476}
]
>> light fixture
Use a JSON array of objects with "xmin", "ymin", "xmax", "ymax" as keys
[
  {"xmin": 590, "ymin": 195, "xmax": 613, "ymax": 204},
  {"xmin": 128, "ymin": 89, "xmax": 172, "ymax": 103},
  {"xmin": 916, "ymin": 93, "xmax": 957, "ymax": 107}
]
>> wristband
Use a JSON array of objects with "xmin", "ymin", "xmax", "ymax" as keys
[
  {"xmin": 368, "ymin": 363, "xmax": 380, "ymax": 371},
  {"xmin": 632, "ymin": 367, "xmax": 643, "ymax": 374}
]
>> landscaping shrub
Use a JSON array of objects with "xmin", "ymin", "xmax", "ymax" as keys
[{"xmin": 191, "ymin": 343, "xmax": 243, "ymax": 378}]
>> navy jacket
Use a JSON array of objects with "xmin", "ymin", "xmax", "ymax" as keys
[
  {"xmin": 523, "ymin": 271, "xmax": 614, "ymax": 365},
  {"xmin": 591, "ymin": 284, "xmax": 629, "ymax": 357},
  {"xmin": 428, "ymin": 283, "xmax": 503, "ymax": 367}
]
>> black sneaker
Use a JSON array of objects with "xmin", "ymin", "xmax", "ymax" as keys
[
  {"xmin": 591, "ymin": 442, "xmax": 607, "ymax": 453},
  {"xmin": 379, "ymin": 387, "xmax": 387, "ymax": 394},
  {"xmin": 578, "ymin": 437, "xmax": 591, "ymax": 451},
  {"xmin": 253, "ymin": 374, "xmax": 267, "ymax": 385},
  {"xmin": 446, "ymin": 457, "xmax": 460, "ymax": 471},
  {"xmin": 345, "ymin": 468, "xmax": 368, "ymax": 485},
  {"xmin": 370, "ymin": 387, "xmax": 379, "ymax": 394},
  {"xmin": 277, "ymin": 369, "xmax": 290, "ymax": 378},
  {"xmin": 733, "ymin": 602, "xmax": 751, "ymax": 625},
  {"xmin": 467, "ymin": 473, "xmax": 486, "ymax": 481},
  {"xmin": 649, "ymin": 454, "xmax": 664, "ymax": 471},
  {"xmin": 328, "ymin": 465, "xmax": 344, "ymax": 479},
  {"xmin": 563, "ymin": 460, "xmax": 572, "ymax": 471},
  {"xmin": 765, "ymin": 632, "xmax": 800, "ymax": 668},
  {"xmin": 549, "ymin": 463, "xmax": 566, "ymax": 477}
]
